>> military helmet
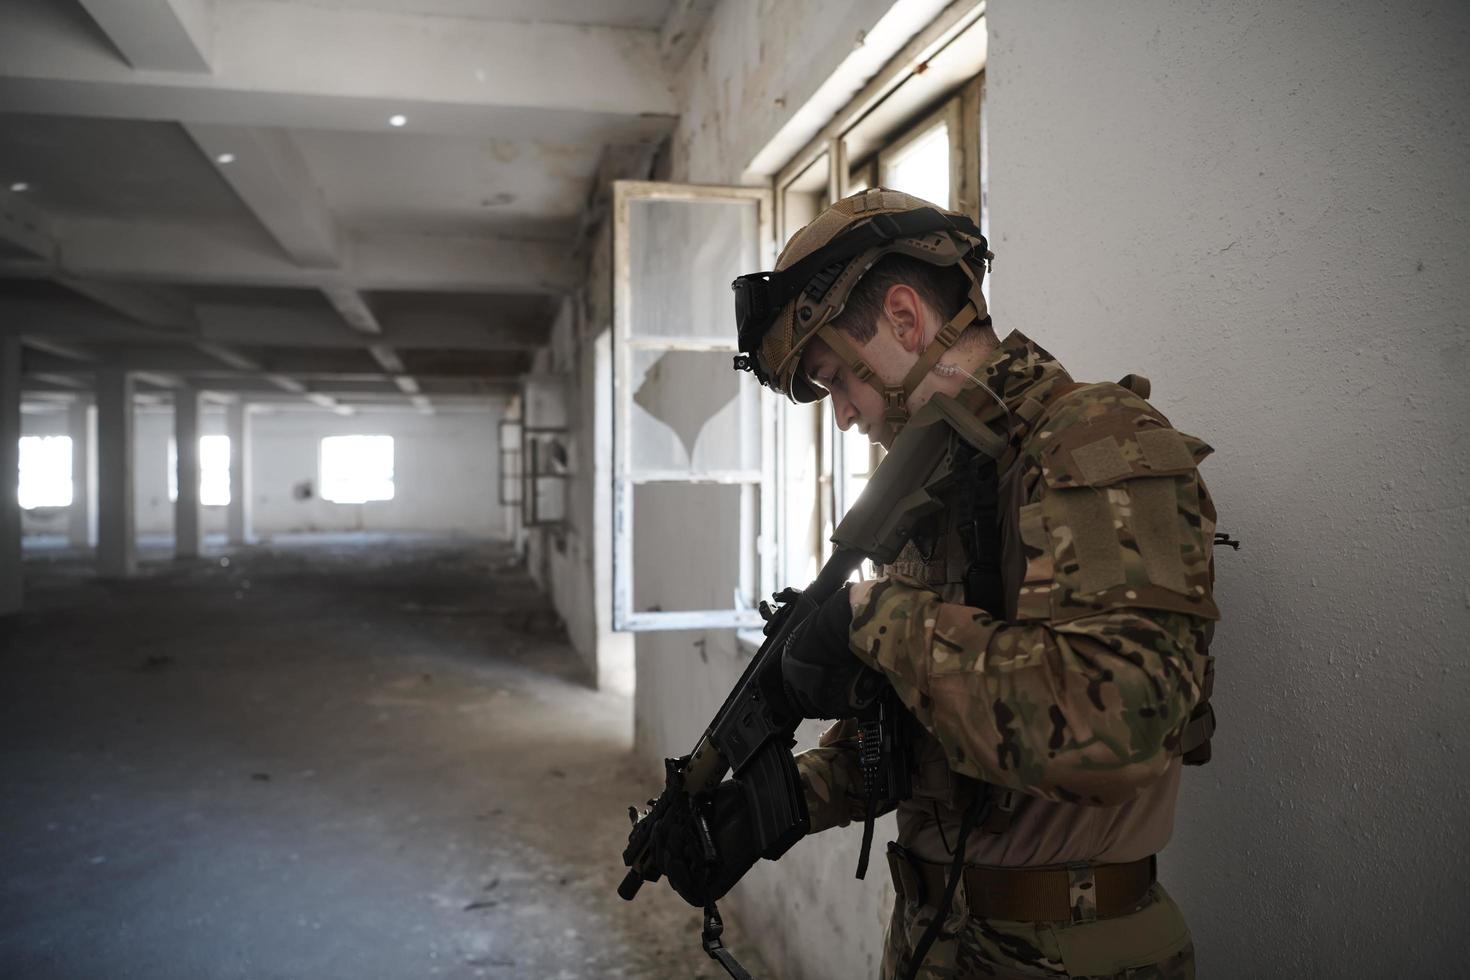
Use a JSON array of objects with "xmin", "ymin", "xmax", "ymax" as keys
[{"xmin": 731, "ymin": 188, "xmax": 993, "ymax": 424}]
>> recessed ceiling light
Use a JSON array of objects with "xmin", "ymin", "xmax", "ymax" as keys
[
  {"xmin": 9, "ymin": 182, "xmax": 30, "ymax": 192},
  {"xmin": 216, "ymin": 152, "xmax": 236, "ymax": 164},
  {"xmin": 388, "ymin": 114, "xmax": 408, "ymax": 128}
]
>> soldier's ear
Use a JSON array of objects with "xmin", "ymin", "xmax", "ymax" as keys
[{"xmin": 882, "ymin": 283, "xmax": 924, "ymax": 354}]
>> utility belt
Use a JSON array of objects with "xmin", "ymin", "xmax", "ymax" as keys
[{"xmin": 887, "ymin": 844, "xmax": 1156, "ymax": 925}]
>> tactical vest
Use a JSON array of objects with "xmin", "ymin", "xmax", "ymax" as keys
[{"xmin": 880, "ymin": 374, "xmax": 1217, "ymax": 835}]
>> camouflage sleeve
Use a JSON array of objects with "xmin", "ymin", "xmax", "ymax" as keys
[
  {"xmin": 794, "ymin": 719, "xmax": 892, "ymax": 833},
  {"xmin": 849, "ymin": 388, "xmax": 1221, "ymax": 807},
  {"xmin": 849, "ymin": 590, "xmax": 1205, "ymax": 806}
]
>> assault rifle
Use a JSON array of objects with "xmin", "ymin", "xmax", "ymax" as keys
[{"xmin": 617, "ymin": 389, "xmax": 1006, "ymax": 979}]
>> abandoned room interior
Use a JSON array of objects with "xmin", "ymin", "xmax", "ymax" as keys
[{"xmin": 0, "ymin": 0, "xmax": 1464, "ymax": 977}]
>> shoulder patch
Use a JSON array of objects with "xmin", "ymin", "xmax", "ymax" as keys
[
  {"xmin": 1033, "ymin": 383, "xmax": 1212, "ymax": 489},
  {"xmin": 1019, "ymin": 382, "xmax": 1221, "ymax": 624}
]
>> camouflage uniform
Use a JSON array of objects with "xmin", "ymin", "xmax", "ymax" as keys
[{"xmin": 795, "ymin": 330, "xmax": 1218, "ymax": 979}]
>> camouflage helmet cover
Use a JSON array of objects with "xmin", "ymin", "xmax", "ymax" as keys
[{"xmin": 734, "ymin": 188, "xmax": 993, "ymax": 407}]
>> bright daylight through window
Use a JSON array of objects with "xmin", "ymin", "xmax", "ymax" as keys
[
  {"xmin": 883, "ymin": 121, "xmax": 950, "ymax": 211},
  {"xmin": 320, "ymin": 435, "xmax": 395, "ymax": 504},
  {"xmin": 18, "ymin": 436, "xmax": 73, "ymax": 510},
  {"xmin": 167, "ymin": 436, "xmax": 232, "ymax": 506}
]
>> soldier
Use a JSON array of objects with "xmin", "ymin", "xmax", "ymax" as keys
[{"xmin": 653, "ymin": 188, "xmax": 1219, "ymax": 980}]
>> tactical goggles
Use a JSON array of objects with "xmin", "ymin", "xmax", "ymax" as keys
[{"xmin": 731, "ymin": 207, "xmax": 987, "ymax": 385}]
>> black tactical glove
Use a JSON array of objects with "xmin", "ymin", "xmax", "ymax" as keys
[
  {"xmin": 781, "ymin": 584, "xmax": 887, "ymax": 719},
  {"xmin": 650, "ymin": 780, "xmax": 761, "ymax": 908}
]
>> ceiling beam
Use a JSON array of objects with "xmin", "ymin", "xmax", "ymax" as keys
[
  {"xmin": 74, "ymin": 0, "xmax": 212, "ymax": 73},
  {"xmin": 30, "ymin": 372, "xmax": 90, "ymax": 390},
  {"xmin": 53, "ymin": 276, "xmax": 192, "ymax": 329},
  {"xmin": 0, "ymin": 298, "xmax": 549, "ymax": 351},
  {"xmin": 1, "ymin": 218, "xmax": 576, "ymax": 293},
  {"xmin": 184, "ymin": 124, "xmax": 340, "ymax": 267},
  {"xmin": 134, "ymin": 370, "xmax": 183, "ymax": 389},
  {"xmin": 322, "ymin": 286, "xmax": 383, "ymax": 335},
  {"xmin": 179, "ymin": 127, "xmax": 395, "ymax": 343},
  {"xmin": 21, "ymin": 336, "xmax": 96, "ymax": 362},
  {"xmin": 659, "ymin": 0, "xmax": 720, "ymax": 72},
  {"xmin": 21, "ymin": 347, "xmax": 524, "ymax": 381},
  {"xmin": 194, "ymin": 342, "xmax": 260, "ymax": 372},
  {"xmin": 367, "ymin": 346, "xmax": 403, "ymax": 374},
  {"xmin": 0, "ymin": 188, "xmax": 55, "ymax": 260},
  {"xmin": 0, "ymin": 1, "xmax": 675, "ymax": 140},
  {"xmin": 214, "ymin": 391, "xmax": 507, "ymax": 409},
  {"xmin": 3, "ymin": 188, "xmax": 193, "ymax": 328}
]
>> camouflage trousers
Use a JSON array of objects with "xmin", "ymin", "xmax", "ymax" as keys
[{"xmin": 882, "ymin": 883, "xmax": 1194, "ymax": 980}]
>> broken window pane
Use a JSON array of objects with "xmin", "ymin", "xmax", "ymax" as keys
[{"xmin": 629, "ymin": 349, "xmax": 760, "ymax": 474}]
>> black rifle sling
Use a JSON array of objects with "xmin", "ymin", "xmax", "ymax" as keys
[
  {"xmin": 902, "ymin": 786, "xmax": 991, "ymax": 980},
  {"xmin": 899, "ymin": 442, "xmax": 1008, "ymax": 978},
  {"xmin": 954, "ymin": 440, "xmax": 1005, "ymax": 612}
]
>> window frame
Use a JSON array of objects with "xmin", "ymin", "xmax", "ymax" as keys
[
  {"xmin": 610, "ymin": 180, "xmax": 776, "ymax": 633},
  {"xmin": 497, "ymin": 418, "xmax": 523, "ymax": 508},
  {"xmin": 875, "ymin": 98, "xmax": 964, "ymax": 214},
  {"xmin": 520, "ymin": 425, "xmax": 569, "ymax": 529}
]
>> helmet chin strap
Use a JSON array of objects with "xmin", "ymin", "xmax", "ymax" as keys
[{"xmin": 815, "ymin": 260, "xmax": 989, "ymax": 434}]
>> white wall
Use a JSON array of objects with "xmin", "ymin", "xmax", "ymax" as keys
[
  {"xmin": 23, "ymin": 402, "xmax": 510, "ymax": 540},
  {"xmin": 244, "ymin": 407, "xmax": 508, "ymax": 536},
  {"xmin": 524, "ymin": 279, "xmax": 633, "ymax": 693},
  {"xmin": 986, "ymin": 1, "xmax": 1469, "ymax": 975}
]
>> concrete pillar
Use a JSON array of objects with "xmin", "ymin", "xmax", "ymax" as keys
[
  {"xmin": 67, "ymin": 398, "xmax": 95, "ymax": 549},
  {"xmin": 95, "ymin": 367, "xmax": 136, "ymax": 578},
  {"xmin": 0, "ymin": 337, "xmax": 22, "ymax": 614},
  {"xmin": 226, "ymin": 400, "xmax": 252, "ymax": 545},
  {"xmin": 173, "ymin": 387, "xmax": 202, "ymax": 559}
]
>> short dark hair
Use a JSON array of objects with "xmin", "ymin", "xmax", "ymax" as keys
[{"xmin": 832, "ymin": 254, "xmax": 970, "ymax": 342}]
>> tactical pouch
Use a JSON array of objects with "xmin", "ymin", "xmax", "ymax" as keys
[{"xmin": 886, "ymin": 842, "xmax": 927, "ymax": 908}]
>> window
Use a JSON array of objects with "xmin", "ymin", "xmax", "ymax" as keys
[
  {"xmin": 881, "ymin": 114, "xmax": 952, "ymax": 208},
  {"xmin": 769, "ymin": 4, "xmax": 986, "ymax": 577},
  {"xmin": 498, "ymin": 418, "xmax": 523, "ymax": 507},
  {"xmin": 520, "ymin": 375, "xmax": 569, "ymax": 529},
  {"xmin": 320, "ymin": 435, "xmax": 394, "ymax": 504},
  {"xmin": 167, "ymin": 435, "xmax": 231, "ymax": 506},
  {"xmin": 19, "ymin": 436, "xmax": 72, "ymax": 509}
]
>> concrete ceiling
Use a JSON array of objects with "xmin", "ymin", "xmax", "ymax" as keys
[
  {"xmin": 270, "ymin": 0, "xmax": 677, "ymax": 29},
  {"xmin": 0, "ymin": 0, "xmax": 697, "ymax": 412}
]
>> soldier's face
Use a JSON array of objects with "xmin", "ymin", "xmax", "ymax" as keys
[{"xmin": 800, "ymin": 336, "xmax": 893, "ymax": 447}]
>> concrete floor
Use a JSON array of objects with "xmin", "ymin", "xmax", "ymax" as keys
[{"xmin": 0, "ymin": 535, "xmax": 766, "ymax": 980}]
